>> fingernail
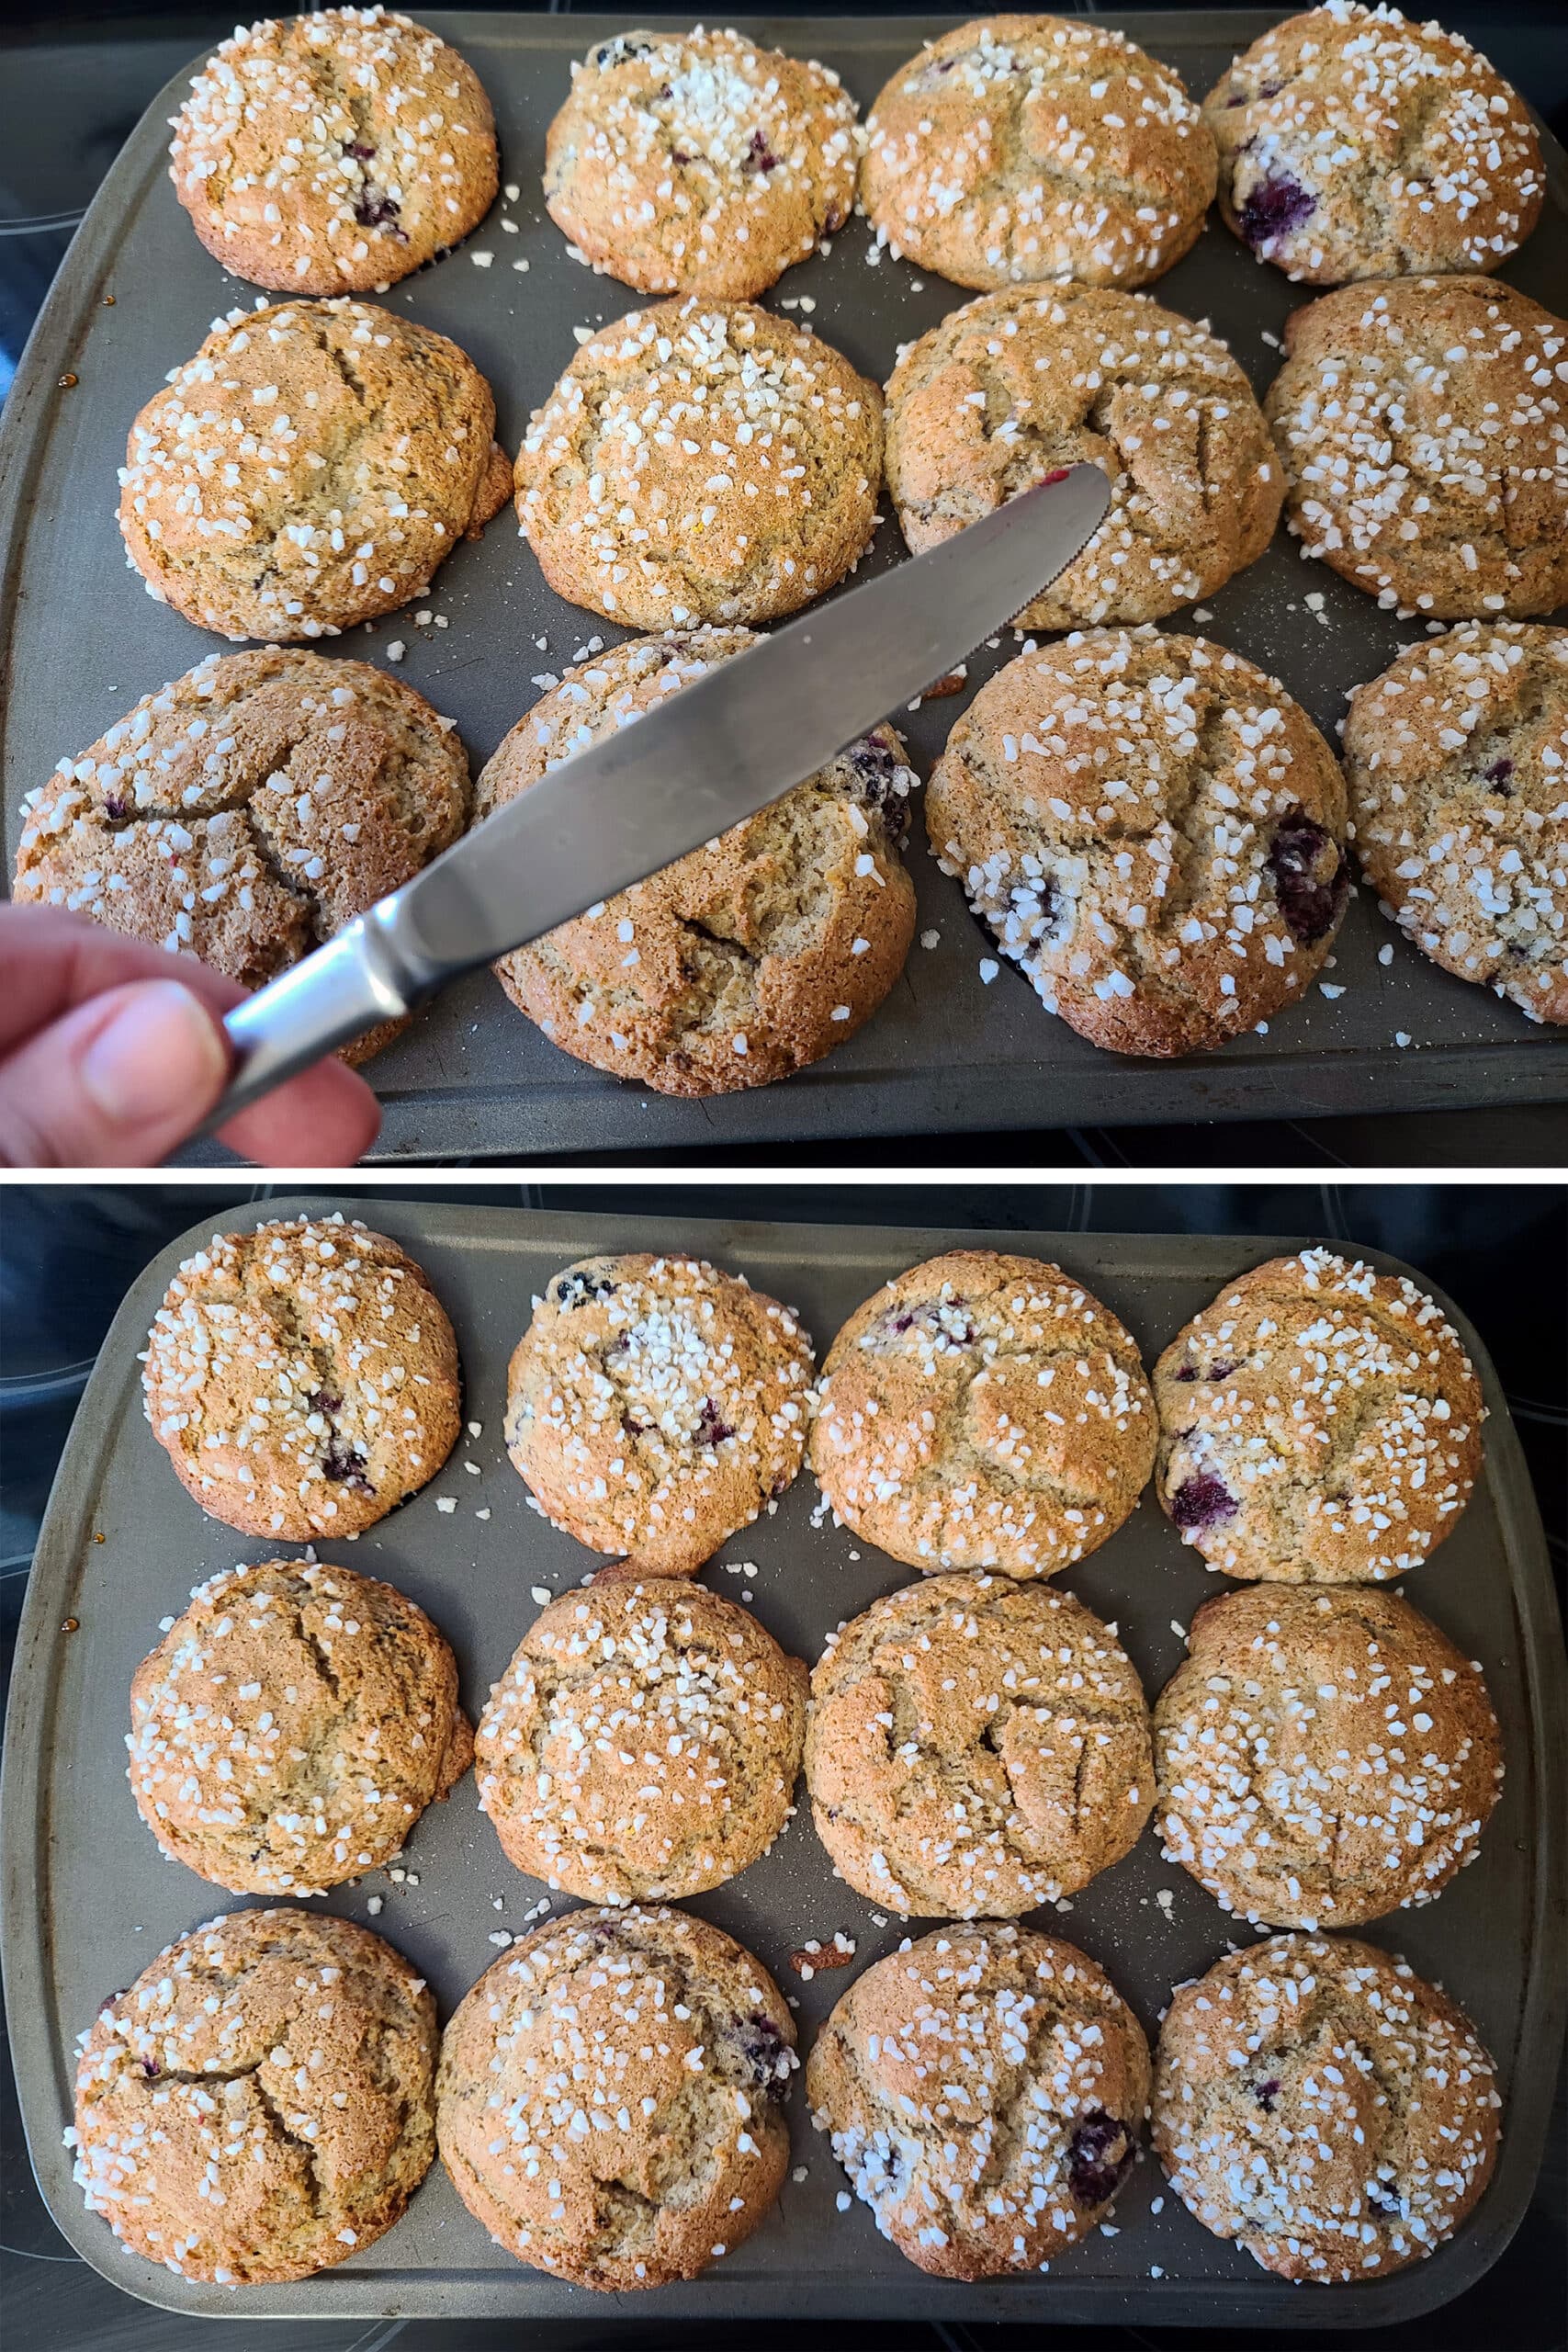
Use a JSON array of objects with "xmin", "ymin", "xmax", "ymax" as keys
[{"xmin": 78, "ymin": 981, "xmax": 228, "ymax": 1124}]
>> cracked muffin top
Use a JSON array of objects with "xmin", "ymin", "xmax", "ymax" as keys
[
  {"xmin": 1343, "ymin": 621, "xmax": 1568, "ymax": 1027},
  {"xmin": 514, "ymin": 297, "xmax": 882, "ymax": 629},
  {"xmin": 170, "ymin": 6, "xmax": 498, "ymax": 292},
  {"xmin": 807, "ymin": 1922, "xmax": 1152, "ymax": 2278},
  {"xmin": 72, "ymin": 1906, "xmax": 437, "ymax": 2284},
  {"xmin": 544, "ymin": 26, "xmax": 858, "ymax": 299},
  {"xmin": 861, "ymin": 15, "xmax": 1216, "ymax": 292},
  {"xmin": 1153, "ymin": 1248, "xmax": 1485, "ymax": 1579},
  {"xmin": 1202, "ymin": 2, "xmax": 1543, "ymax": 286},
  {"xmin": 437, "ymin": 1905, "xmax": 797, "ymax": 2290},
  {"xmin": 926, "ymin": 630, "xmax": 1349, "ymax": 1058},
  {"xmin": 1153, "ymin": 1933, "xmax": 1503, "ymax": 2283},
  {"xmin": 142, "ymin": 1214, "xmax": 461, "ymax": 1540},
  {"xmin": 884, "ymin": 286, "xmax": 1282, "ymax": 634},
  {"xmin": 809, "ymin": 1250, "xmax": 1156, "ymax": 1577},
  {"xmin": 807, "ymin": 1571, "xmax": 1154, "ymax": 1917},
  {"xmin": 1154, "ymin": 1585, "xmax": 1504, "ymax": 1928},
  {"xmin": 13, "ymin": 649, "xmax": 469, "ymax": 1063},
  {"xmin": 503, "ymin": 1251, "xmax": 815, "ymax": 1574},
  {"xmin": 476, "ymin": 631, "xmax": 917, "ymax": 1097},
  {"xmin": 118, "ymin": 298, "xmax": 512, "ymax": 640},
  {"xmin": 128, "ymin": 1555, "xmax": 473, "ymax": 1894},
  {"xmin": 477, "ymin": 1578, "xmax": 806, "ymax": 1902},
  {"xmin": 1263, "ymin": 277, "xmax": 1568, "ymax": 620}
]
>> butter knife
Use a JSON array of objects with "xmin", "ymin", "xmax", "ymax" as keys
[{"xmin": 211, "ymin": 461, "xmax": 1110, "ymax": 1125}]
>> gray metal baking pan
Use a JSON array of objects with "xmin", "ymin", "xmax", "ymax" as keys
[
  {"xmin": 2, "ymin": 17, "xmax": 1566, "ymax": 1161},
  {"xmin": 4, "ymin": 1196, "xmax": 1564, "ymax": 2324}
]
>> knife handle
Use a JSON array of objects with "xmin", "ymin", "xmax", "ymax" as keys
[{"xmin": 202, "ymin": 906, "xmax": 432, "ymax": 1136}]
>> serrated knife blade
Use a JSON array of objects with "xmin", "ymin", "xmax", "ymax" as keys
[{"xmin": 209, "ymin": 460, "xmax": 1110, "ymax": 1126}]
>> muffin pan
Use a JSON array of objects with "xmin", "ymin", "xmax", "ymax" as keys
[
  {"xmin": 4, "ymin": 1197, "xmax": 1563, "ymax": 2322},
  {"xmin": 1, "ymin": 15, "xmax": 1565, "ymax": 1159}
]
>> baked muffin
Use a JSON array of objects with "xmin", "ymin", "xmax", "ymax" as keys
[
  {"xmin": 504, "ymin": 1251, "xmax": 814, "ymax": 1574},
  {"xmin": 1154, "ymin": 1585, "xmax": 1505, "ymax": 1928},
  {"xmin": 476, "ymin": 632, "xmax": 917, "ymax": 1095},
  {"xmin": 927, "ymin": 630, "xmax": 1349, "ymax": 1057},
  {"xmin": 807, "ymin": 1922, "xmax": 1151, "ymax": 2277},
  {"xmin": 13, "ymin": 648, "xmax": 469, "ymax": 1062},
  {"xmin": 1154, "ymin": 1247, "xmax": 1485, "ymax": 1580},
  {"xmin": 1154, "ymin": 1933, "xmax": 1503, "ymax": 2280},
  {"xmin": 437, "ymin": 1905, "xmax": 796, "ymax": 2289},
  {"xmin": 1203, "ymin": 4, "xmax": 1544, "ymax": 284},
  {"xmin": 515, "ymin": 298, "xmax": 882, "ymax": 628},
  {"xmin": 861, "ymin": 16, "xmax": 1216, "ymax": 291},
  {"xmin": 544, "ymin": 27, "xmax": 857, "ymax": 298},
  {"xmin": 807, "ymin": 1572, "xmax": 1154, "ymax": 1917},
  {"xmin": 142, "ymin": 1215, "xmax": 461, "ymax": 1540},
  {"xmin": 810, "ymin": 1250, "xmax": 1155, "ymax": 1575},
  {"xmin": 128, "ymin": 1556, "xmax": 473, "ymax": 1894},
  {"xmin": 476, "ymin": 1578, "xmax": 807, "ymax": 1901},
  {"xmin": 72, "ymin": 1907, "xmax": 436, "ymax": 2284},
  {"xmin": 1343, "ymin": 622, "xmax": 1568, "ymax": 1025},
  {"xmin": 1264, "ymin": 277, "xmax": 1568, "ymax": 618},
  {"xmin": 884, "ymin": 287, "xmax": 1282, "ymax": 633},
  {"xmin": 118, "ymin": 299, "xmax": 512, "ymax": 639},
  {"xmin": 169, "ymin": 7, "xmax": 499, "ymax": 292}
]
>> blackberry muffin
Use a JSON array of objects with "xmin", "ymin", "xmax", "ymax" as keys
[
  {"xmin": 861, "ymin": 16, "xmax": 1216, "ymax": 291},
  {"xmin": 1343, "ymin": 622, "xmax": 1568, "ymax": 1025},
  {"xmin": 13, "ymin": 648, "xmax": 469, "ymax": 1062},
  {"xmin": 515, "ymin": 298, "xmax": 882, "ymax": 628},
  {"xmin": 927, "ymin": 630, "xmax": 1349, "ymax": 1057},
  {"xmin": 142, "ymin": 1215, "xmax": 461, "ymax": 1540},
  {"xmin": 169, "ymin": 7, "xmax": 499, "ymax": 292},
  {"xmin": 118, "ymin": 300, "xmax": 512, "ymax": 639},
  {"xmin": 545, "ymin": 27, "xmax": 858, "ymax": 298},
  {"xmin": 1154, "ymin": 1248, "xmax": 1485, "ymax": 1581},
  {"xmin": 504, "ymin": 1251, "xmax": 814, "ymax": 1574},
  {"xmin": 477, "ymin": 633, "xmax": 917, "ymax": 1095},
  {"xmin": 1154, "ymin": 1934, "xmax": 1503, "ymax": 2281},
  {"xmin": 72, "ymin": 1908, "xmax": 436, "ymax": 2285},
  {"xmin": 884, "ymin": 287, "xmax": 1282, "ymax": 633},
  {"xmin": 1203, "ymin": 4, "xmax": 1544, "ymax": 284},
  {"xmin": 1264, "ymin": 277, "xmax": 1568, "ymax": 619},
  {"xmin": 807, "ymin": 1923, "xmax": 1151, "ymax": 2277},
  {"xmin": 476, "ymin": 1578, "xmax": 807, "ymax": 1901},
  {"xmin": 1154, "ymin": 1585, "xmax": 1505, "ymax": 1928},
  {"xmin": 807, "ymin": 1572, "xmax": 1155, "ymax": 1917},
  {"xmin": 437, "ymin": 1905, "xmax": 797, "ymax": 2289},
  {"xmin": 128, "ymin": 1556, "xmax": 473, "ymax": 1894},
  {"xmin": 810, "ymin": 1250, "xmax": 1156, "ymax": 1577}
]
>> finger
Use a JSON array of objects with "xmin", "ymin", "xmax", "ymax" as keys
[
  {"xmin": 0, "ymin": 905, "xmax": 250, "ymax": 1047},
  {"xmin": 0, "ymin": 978, "xmax": 231, "ymax": 1167},
  {"xmin": 216, "ymin": 1057, "xmax": 381, "ymax": 1167},
  {"xmin": 0, "ymin": 903, "xmax": 381, "ymax": 1167}
]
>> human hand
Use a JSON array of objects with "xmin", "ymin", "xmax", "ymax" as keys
[{"xmin": 0, "ymin": 907, "xmax": 380, "ymax": 1168}]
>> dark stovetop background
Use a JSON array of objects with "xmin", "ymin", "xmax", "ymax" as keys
[
  {"xmin": 1, "ymin": 2, "xmax": 1567, "ymax": 1168},
  {"xmin": 1, "ymin": 1179, "xmax": 1563, "ymax": 2349}
]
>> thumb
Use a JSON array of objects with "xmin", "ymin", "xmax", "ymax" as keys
[{"xmin": 0, "ymin": 978, "xmax": 230, "ymax": 1167}]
